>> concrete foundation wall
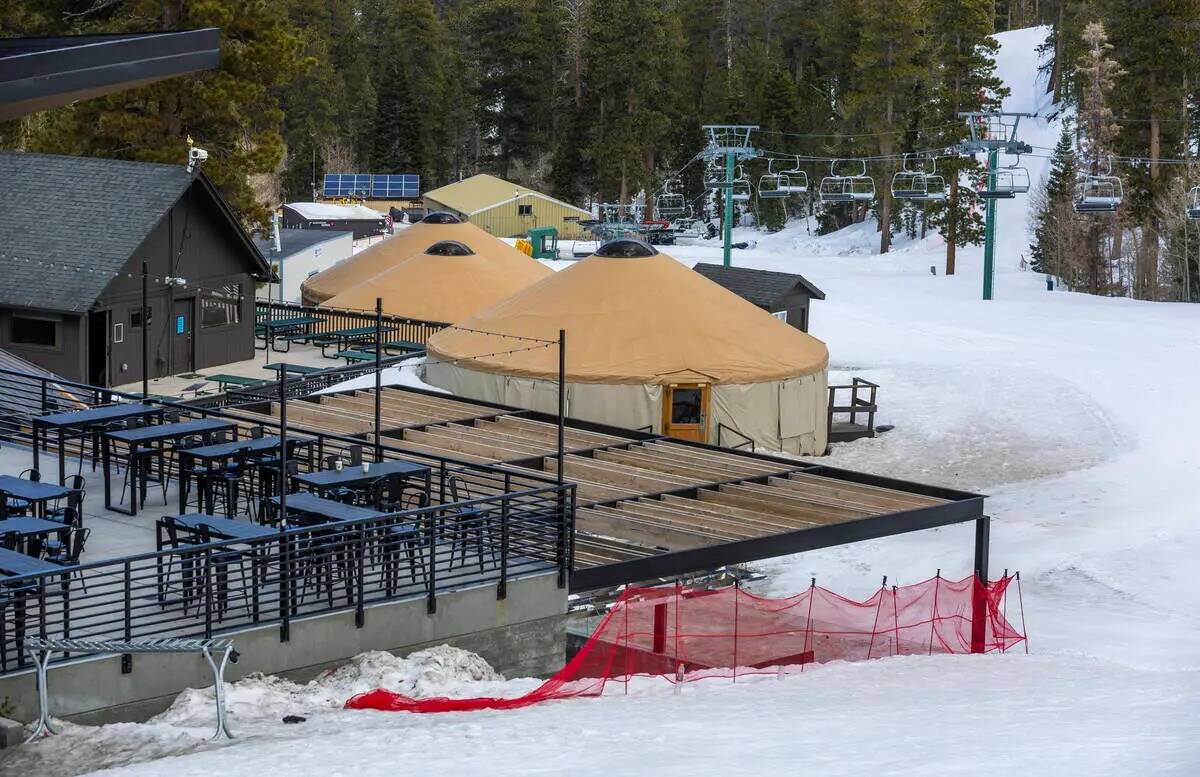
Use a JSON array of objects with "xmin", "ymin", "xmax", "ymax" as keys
[{"xmin": 0, "ymin": 572, "xmax": 566, "ymax": 725}]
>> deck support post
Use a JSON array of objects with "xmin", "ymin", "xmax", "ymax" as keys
[{"xmin": 971, "ymin": 515, "xmax": 991, "ymax": 654}]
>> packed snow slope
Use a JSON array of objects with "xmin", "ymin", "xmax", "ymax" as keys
[{"xmin": 5, "ymin": 25, "xmax": 1199, "ymax": 777}]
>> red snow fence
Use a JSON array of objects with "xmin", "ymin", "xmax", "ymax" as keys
[{"xmin": 346, "ymin": 573, "xmax": 1027, "ymax": 713}]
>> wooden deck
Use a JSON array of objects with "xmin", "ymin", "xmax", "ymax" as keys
[{"xmin": 247, "ymin": 385, "xmax": 968, "ymax": 590}]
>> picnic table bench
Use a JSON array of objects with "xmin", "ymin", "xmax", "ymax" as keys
[
  {"xmin": 263, "ymin": 363, "xmax": 324, "ymax": 377},
  {"xmin": 206, "ymin": 374, "xmax": 269, "ymax": 392},
  {"xmin": 334, "ymin": 349, "xmax": 378, "ymax": 364}
]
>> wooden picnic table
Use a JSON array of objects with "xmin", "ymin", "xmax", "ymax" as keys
[
  {"xmin": 206, "ymin": 374, "xmax": 269, "ymax": 392},
  {"xmin": 102, "ymin": 418, "xmax": 236, "ymax": 517},
  {"xmin": 32, "ymin": 403, "xmax": 163, "ymax": 485},
  {"xmin": 264, "ymin": 363, "xmax": 324, "ymax": 376}
]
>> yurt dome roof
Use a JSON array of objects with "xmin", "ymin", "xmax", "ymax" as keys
[
  {"xmin": 320, "ymin": 238, "xmax": 552, "ymax": 323},
  {"xmin": 427, "ymin": 250, "xmax": 829, "ymax": 384},
  {"xmin": 594, "ymin": 238, "xmax": 658, "ymax": 257},
  {"xmin": 300, "ymin": 220, "xmax": 531, "ymax": 304}
]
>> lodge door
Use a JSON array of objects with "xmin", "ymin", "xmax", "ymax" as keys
[
  {"xmin": 171, "ymin": 297, "xmax": 194, "ymax": 374},
  {"xmin": 662, "ymin": 383, "xmax": 710, "ymax": 443}
]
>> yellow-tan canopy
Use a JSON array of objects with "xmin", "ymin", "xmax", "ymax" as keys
[
  {"xmin": 427, "ymin": 250, "xmax": 829, "ymax": 385},
  {"xmin": 300, "ymin": 220, "xmax": 533, "ymax": 305},
  {"xmin": 320, "ymin": 242, "xmax": 553, "ymax": 323}
]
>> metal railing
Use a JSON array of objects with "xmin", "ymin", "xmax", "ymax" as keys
[
  {"xmin": 256, "ymin": 300, "xmax": 450, "ymax": 345},
  {"xmin": 827, "ymin": 377, "xmax": 879, "ymax": 438},
  {"xmin": 0, "ymin": 481, "xmax": 569, "ymax": 673},
  {"xmin": 0, "ymin": 366, "xmax": 574, "ymax": 674}
]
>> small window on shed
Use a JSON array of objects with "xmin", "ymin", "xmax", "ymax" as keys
[
  {"xmin": 201, "ymin": 283, "xmax": 243, "ymax": 328},
  {"xmin": 11, "ymin": 316, "xmax": 58, "ymax": 348},
  {"xmin": 518, "ymin": 204, "xmax": 533, "ymax": 216}
]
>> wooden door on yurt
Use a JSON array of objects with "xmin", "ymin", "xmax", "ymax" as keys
[{"xmin": 662, "ymin": 383, "xmax": 710, "ymax": 442}]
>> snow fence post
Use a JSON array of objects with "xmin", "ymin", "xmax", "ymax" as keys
[{"xmin": 867, "ymin": 575, "xmax": 887, "ymax": 660}]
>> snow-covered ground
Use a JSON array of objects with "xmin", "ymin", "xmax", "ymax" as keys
[{"xmin": 7, "ymin": 25, "xmax": 1200, "ymax": 777}]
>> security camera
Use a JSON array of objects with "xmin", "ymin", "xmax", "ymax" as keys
[{"xmin": 187, "ymin": 146, "xmax": 209, "ymax": 174}]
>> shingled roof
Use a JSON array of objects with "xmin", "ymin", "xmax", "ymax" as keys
[
  {"xmin": 0, "ymin": 151, "xmax": 267, "ymax": 313},
  {"xmin": 691, "ymin": 263, "xmax": 825, "ymax": 308}
]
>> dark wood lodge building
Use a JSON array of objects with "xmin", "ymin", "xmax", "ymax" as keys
[
  {"xmin": 0, "ymin": 151, "xmax": 269, "ymax": 386},
  {"xmin": 692, "ymin": 263, "xmax": 825, "ymax": 333}
]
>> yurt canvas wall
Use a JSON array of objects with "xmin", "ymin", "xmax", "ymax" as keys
[{"xmin": 425, "ymin": 240, "xmax": 830, "ymax": 455}]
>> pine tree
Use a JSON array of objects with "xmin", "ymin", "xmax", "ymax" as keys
[
  {"xmin": 845, "ymin": 0, "xmax": 928, "ymax": 253},
  {"xmin": 1104, "ymin": 0, "xmax": 1200, "ymax": 299},
  {"xmin": 364, "ymin": 0, "xmax": 455, "ymax": 184},
  {"xmin": 22, "ymin": 0, "xmax": 304, "ymax": 225},
  {"xmin": 1029, "ymin": 125, "xmax": 1080, "ymax": 276},
  {"xmin": 923, "ymin": 0, "xmax": 1007, "ymax": 274},
  {"xmin": 580, "ymin": 0, "xmax": 684, "ymax": 203}
]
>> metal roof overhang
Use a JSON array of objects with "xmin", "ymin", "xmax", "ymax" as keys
[{"xmin": 0, "ymin": 28, "xmax": 220, "ymax": 122}]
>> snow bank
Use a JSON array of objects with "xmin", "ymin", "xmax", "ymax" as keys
[{"xmin": 315, "ymin": 356, "xmax": 448, "ymax": 395}]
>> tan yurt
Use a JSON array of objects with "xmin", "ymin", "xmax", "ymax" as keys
[
  {"xmin": 425, "ymin": 239, "xmax": 830, "ymax": 454},
  {"xmin": 300, "ymin": 212, "xmax": 535, "ymax": 305},
  {"xmin": 320, "ymin": 239, "xmax": 553, "ymax": 323}
]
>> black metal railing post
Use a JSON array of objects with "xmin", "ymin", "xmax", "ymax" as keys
[
  {"xmin": 203, "ymin": 549, "xmax": 214, "ymax": 639},
  {"xmin": 498, "ymin": 490, "xmax": 510, "ymax": 601},
  {"xmin": 355, "ymin": 523, "xmax": 366, "ymax": 628},
  {"xmin": 426, "ymin": 511, "xmax": 437, "ymax": 614},
  {"xmin": 123, "ymin": 560, "xmax": 133, "ymax": 673}
]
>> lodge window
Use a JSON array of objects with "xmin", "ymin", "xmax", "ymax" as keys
[
  {"xmin": 201, "ymin": 283, "xmax": 242, "ymax": 328},
  {"xmin": 130, "ymin": 308, "xmax": 153, "ymax": 329},
  {"xmin": 11, "ymin": 315, "xmax": 58, "ymax": 348},
  {"xmin": 518, "ymin": 204, "xmax": 533, "ymax": 216},
  {"xmin": 670, "ymin": 388, "xmax": 703, "ymax": 424}
]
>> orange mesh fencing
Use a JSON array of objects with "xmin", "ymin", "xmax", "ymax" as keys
[{"xmin": 345, "ymin": 574, "xmax": 1027, "ymax": 713}]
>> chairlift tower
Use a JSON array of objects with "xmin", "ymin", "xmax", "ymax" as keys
[
  {"xmin": 702, "ymin": 125, "xmax": 759, "ymax": 266},
  {"xmin": 957, "ymin": 112, "xmax": 1035, "ymax": 301}
]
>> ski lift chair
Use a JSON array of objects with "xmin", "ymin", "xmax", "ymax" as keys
[
  {"xmin": 1074, "ymin": 176, "xmax": 1123, "ymax": 213},
  {"xmin": 730, "ymin": 167, "xmax": 751, "ymax": 202},
  {"xmin": 891, "ymin": 171, "xmax": 928, "ymax": 200},
  {"xmin": 979, "ymin": 166, "xmax": 1030, "ymax": 199},
  {"xmin": 657, "ymin": 192, "xmax": 685, "ymax": 219},
  {"xmin": 758, "ymin": 161, "xmax": 790, "ymax": 199},
  {"xmin": 781, "ymin": 158, "xmax": 809, "ymax": 193},
  {"xmin": 819, "ymin": 160, "xmax": 875, "ymax": 203},
  {"xmin": 916, "ymin": 174, "xmax": 948, "ymax": 202},
  {"xmin": 1188, "ymin": 186, "xmax": 1200, "ymax": 220}
]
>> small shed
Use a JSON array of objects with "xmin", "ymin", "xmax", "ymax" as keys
[
  {"xmin": 282, "ymin": 202, "xmax": 388, "ymax": 240},
  {"xmin": 423, "ymin": 174, "xmax": 591, "ymax": 240},
  {"xmin": 691, "ymin": 263, "xmax": 825, "ymax": 333},
  {"xmin": 254, "ymin": 230, "xmax": 353, "ymax": 304}
]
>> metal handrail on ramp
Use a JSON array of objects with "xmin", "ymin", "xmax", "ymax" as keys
[{"xmin": 23, "ymin": 637, "xmax": 238, "ymax": 742}]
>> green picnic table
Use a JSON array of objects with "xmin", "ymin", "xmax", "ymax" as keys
[
  {"xmin": 255, "ymin": 316, "xmax": 323, "ymax": 352},
  {"xmin": 317, "ymin": 325, "xmax": 398, "ymax": 357},
  {"xmin": 264, "ymin": 363, "xmax": 324, "ymax": 376},
  {"xmin": 206, "ymin": 374, "xmax": 270, "ymax": 392}
]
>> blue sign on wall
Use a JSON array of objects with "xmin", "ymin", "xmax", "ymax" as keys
[{"xmin": 176, "ymin": 315, "xmax": 185, "ymax": 335}]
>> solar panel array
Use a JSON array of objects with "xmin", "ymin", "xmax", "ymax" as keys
[{"xmin": 323, "ymin": 173, "xmax": 419, "ymax": 199}]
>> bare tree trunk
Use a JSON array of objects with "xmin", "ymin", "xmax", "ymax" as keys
[
  {"xmin": 946, "ymin": 178, "xmax": 959, "ymax": 274},
  {"xmin": 1051, "ymin": 0, "xmax": 1064, "ymax": 101},
  {"xmin": 1142, "ymin": 109, "xmax": 1161, "ymax": 299}
]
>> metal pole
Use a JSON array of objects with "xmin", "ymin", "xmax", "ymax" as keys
[
  {"xmin": 278, "ymin": 366, "xmax": 289, "ymax": 642},
  {"xmin": 971, "ymin": 515, "xmax": 991, "ymax": 654},
  {"xmin": 723, "ymin": 150, "xmax": 734, "ymax": 267},
  {"xmin": 556, "ymin": 329, "xmax": 567, "ymax": 588},
  {"xmin": 374, "ymin": 297, "xmax": 383, "ymax": 461},
  {"xmin": 141, "ymin": 260, "xmax": 149, "ymax": 397},
  {"xmin": 557, "ymin": 329, "xmax": 566, "ymax": 487},
  {"xmin": 982, "ymin": 149, "xmax": 998, "ymax": 300}
]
